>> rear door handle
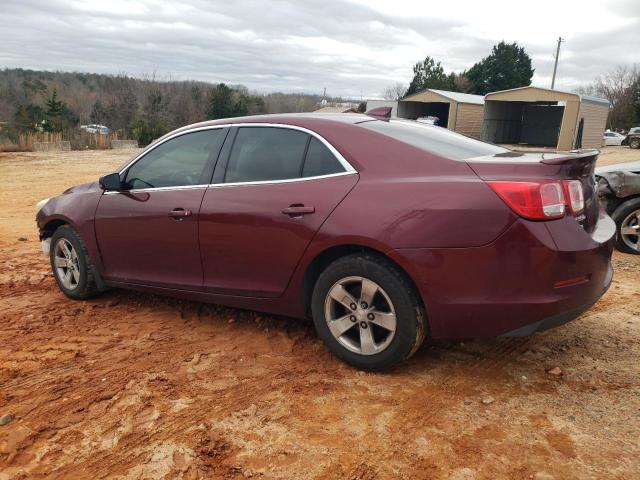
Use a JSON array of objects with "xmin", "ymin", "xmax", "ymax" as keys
[
  {"xmin": 168, "ymin": 208, "xmax": 192, "ymax": 220},
  {"xmin": 282, "ymin": 205, "xmax": 315, "ymax": 217}
]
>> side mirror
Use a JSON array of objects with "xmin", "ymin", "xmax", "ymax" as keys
[{"xmin": 99, "ymin": 172, "xmax": 124, "ymax": 191}]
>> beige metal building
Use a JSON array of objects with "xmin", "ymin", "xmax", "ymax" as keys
[
  {"xmin": 314, "ymin": 106, "xmax": 359, "ymax": 114},
  {"xmin": 399, "ymin": 89, "xmax": 485, "ymax": 137},
  {"xmin": 480, "ymin": 86, "xmax": 610, "ymax": 150}
]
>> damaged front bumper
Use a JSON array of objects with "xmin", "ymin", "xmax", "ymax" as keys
[
  {"xmin": 41, "ymin": 238, "xmax": 51, "ymax": 254},
  {"xmin": 596, "ymin": 167, "xmax": 640, "ymax": 199}
]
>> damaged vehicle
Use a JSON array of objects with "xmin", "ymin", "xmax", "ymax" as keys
[
  {"xmin": 621, "ymin": 129, "xmax": 640, "ymax": 149},
  {"xmin": 597, "ymin": 160, "xmax": 640, "ymax": 254},
  {"xmin": 36, "ymin": 114, "xmax": 615, "ymax": 370}
]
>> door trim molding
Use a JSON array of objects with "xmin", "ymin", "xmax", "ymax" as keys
[{"xmin": 208, "ymin": 170, "xmax": 357, "ymax": 188}]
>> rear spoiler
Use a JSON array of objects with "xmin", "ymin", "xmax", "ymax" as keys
[
  {"xmin": 539, "ymin": 149, "xmax": 599, "ymax": 165},
  {"xmin": 468, "ymin": 149, "xmax": 599, "ymax": 165}
]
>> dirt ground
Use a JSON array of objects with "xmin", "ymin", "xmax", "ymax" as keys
[{"xmin": 0, "ymin": 146, "xmax": 639, "ymax": 479}]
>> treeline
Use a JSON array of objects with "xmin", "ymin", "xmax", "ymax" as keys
[
  {"xmin": 0, "ymin": 69, "xmax": 337, "ymax": 145},
  {"xmin": 578, "ymin": 65, "xmax": 640, "ymax": 131}
]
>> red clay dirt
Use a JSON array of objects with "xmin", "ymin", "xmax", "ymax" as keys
[{"xmin": 0, "ymin": 148, "xmax": 639, "ymax": 479}]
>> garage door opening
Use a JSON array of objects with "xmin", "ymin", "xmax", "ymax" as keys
[
  {"xmin": 398, "ymin": 101, "xmax": 450, "ymax": 127},
  {"xmin": 482, "ymin": 101, "xmax": 565, "ymax": 147}
]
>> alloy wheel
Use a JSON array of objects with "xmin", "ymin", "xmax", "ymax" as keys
[
  {"xmin": 324, "ymin": 276, "xmax": 397, "ymax": 355},
  {"xmin": 53, "ymin": 238, "xmax": 80, "ymax": 290},
  {"xmin": 620, "ymin": 209, "xmax": 640, "ymax": 252}
]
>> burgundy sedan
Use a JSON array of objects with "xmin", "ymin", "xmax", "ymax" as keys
[{"xmin": 36, "ymin": 113, "xmax": 615, "ymax": 370}]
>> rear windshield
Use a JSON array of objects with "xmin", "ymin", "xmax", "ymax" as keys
[{"xmin": 359, "ymin": 119, "xmax": 509, "ymax": 160}]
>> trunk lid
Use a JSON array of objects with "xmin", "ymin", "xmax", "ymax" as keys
[{"xmin": 466, "ymin": 150, "xmax": 600, "ymax": 233}]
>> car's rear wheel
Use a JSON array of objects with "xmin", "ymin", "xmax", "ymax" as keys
[
  {"xmin": 630, "ymin": 138, "xmax": 640, "ymax": 149},
  {"xmin": 612, "ymin": 198, "xmax": 640, "ymax": 254},
  {"xmin": 311, "ymin": 253, "xmax": 426, "ymax": 371},
  {"xmin": 50, "ymin": 226, "xmax": 99, "ymax": 299}
]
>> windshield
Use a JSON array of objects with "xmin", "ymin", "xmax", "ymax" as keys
[{"xmin": 359, "ymin": 119, "xmax": 509, "ymax": 160}]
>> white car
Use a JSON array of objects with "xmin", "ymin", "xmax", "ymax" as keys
[
  {"xmin": 603, "ymin": 131, "xmax": 626, "ymax": 146},
  {"xmin": 80, "ymin": 124, "xmax": 110, "ymax": 135}
]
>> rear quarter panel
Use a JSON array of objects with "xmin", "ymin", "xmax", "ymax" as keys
[{"xmin": 306, "ymin": 124, "xmax": 516, "ymax": 249}]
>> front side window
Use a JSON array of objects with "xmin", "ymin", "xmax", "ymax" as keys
[
  {"xmin": 125, "ymin": 129, "xmax": 225, "ymax": 189},
  {"xmin": 224, "ymin": 127, "xmax": 309, "ymax": 183}
]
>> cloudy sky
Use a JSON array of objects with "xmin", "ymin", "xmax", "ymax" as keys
[{"xmin": 0, "ymin": 0, "xmax": 638, "ymax": 98}]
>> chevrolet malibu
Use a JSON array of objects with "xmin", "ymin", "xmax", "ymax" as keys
[{"xmin": 36, "ymin": 113, "xmax": 615, "ymax": 370}]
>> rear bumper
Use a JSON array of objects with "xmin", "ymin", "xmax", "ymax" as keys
[
  {"xmin": 390, "ymin": 211, "xmax": 615, "ymax": 339},
  {"xmin": 500, "ymin": 263, "xmax": 612, "ymax": 336}
]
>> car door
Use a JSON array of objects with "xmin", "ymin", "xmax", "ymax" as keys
[
  {"xmin": 199, "ymin": 125, "xmax": 358, "ymax": 297},
  {"xmin": 95, "ymin": 127, "xmax": 227, "ymax": 289}
]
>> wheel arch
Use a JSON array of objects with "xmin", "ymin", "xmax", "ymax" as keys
[
  {"xmin": 301, "ymin": 243, "xmax": 425, "ymax": 318},
  {"xmin": 40, "ymin": 216, "xmax": 72, "ymax": 239},
  {"xmin": 614, "ymin": 194, "xmax": 640, "ymax": 210}
]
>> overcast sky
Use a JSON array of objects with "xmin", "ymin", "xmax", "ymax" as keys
[{"xmin": 1, "ymin": 0, "xmax": 638, "ymax": 98}]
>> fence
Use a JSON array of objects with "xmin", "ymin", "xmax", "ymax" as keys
[
  {"xmin": 111, "ymin": 139, "xmax": 139, "ymax": 149},
  {"xmin": 33, "ymin": 141, "xmax": 71, "ymax": 152},
  {"xmin": 18, "ymin": 132, "xmax": 64, "ymax": 151},
  {"xmin": 0, "ymin": 131, "xmax": 138, "ymax": 152},
  {"xmin": 71, "ymin": 132, "xmax": 120, "ymax": 150}
]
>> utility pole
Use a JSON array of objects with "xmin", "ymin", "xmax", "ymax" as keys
[{"xmin": 551, "ymin": 37, "xmax": 564, "ymax": 89}]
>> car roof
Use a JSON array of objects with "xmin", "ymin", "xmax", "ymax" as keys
[
  {"xmin": 161, "ymin": 113, "xmax": 378, "ymax": 144},
  {"xmin": 185, "ymin": 112, "xmax": 373, "ymax": 128},
  {"xmin": 152, "ymin": 113, "xmax": 379, "ymax": 150}
]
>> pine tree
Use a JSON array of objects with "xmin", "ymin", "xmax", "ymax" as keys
[
  {"xmin": 466, "ymin": 42, "xmax": 534, "ymax": 95},
  {"xmin": 406, "ymin": 57, "xmax": 457, "ymax": 95}
]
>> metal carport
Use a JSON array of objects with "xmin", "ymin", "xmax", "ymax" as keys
[
  {"xmin": 398, "ymin": 89, "xmax": 485, "ymax": 138},
  {"xmin": 481, "ymin": 86, "xmax": 610, "ymax": 150}
]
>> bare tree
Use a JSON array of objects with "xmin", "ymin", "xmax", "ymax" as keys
[
  {"xmin": 577, "ymin": 65, "xmax": 639, "ymax": 130},
  {"xmin": 382, "ymin": 83, "xmax": 407, "ymax": 101},
  {"xmin": 453, "ymin": 74, "xmax": 473, "ymax": 93}
]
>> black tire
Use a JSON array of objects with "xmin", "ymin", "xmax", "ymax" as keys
[
  {"xmin": 311, "ymin": 253, "xmax": 426, "ymax": 371},
  {"xmin": 611, "ymin": 198, "xmax": 640, "ymax": 255},
  {"xmin": 49, "ymin": 225, "xmax": 99, "ymax": 299},
  {"xmin": 629, "ymin": 138, "xmax": 640, "ymax": 149}
]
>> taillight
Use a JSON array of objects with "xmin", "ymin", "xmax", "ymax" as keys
[
  {"xmin": 563, "ymin": 180, "xmax": 584, "ymax": 214},
  {"xmin": 488, "ymin": 181, "xmax": 566, "ymax": 220}
]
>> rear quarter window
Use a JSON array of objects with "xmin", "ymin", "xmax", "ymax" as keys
[
  {"xmin": 302, "ymin": 137, "xmax": 345, "ymax": 177},
  {"xmin": 359, "ymin": 120, "xmax": 509, "ymax": 160}
]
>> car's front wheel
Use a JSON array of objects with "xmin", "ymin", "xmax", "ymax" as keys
[
  {"xmin": 612, "ymin": 198, "xmax": 640, "ymax": 254},
  {"xmin": 50, "ymin": 225, "xmax": 99, "ymax": 299},
  {"xmin": 630, "ymin": 138, "xmax": 640, "ymax": 149},
  {"xmin": 311, "ymin": 253, "xmax": 426, "ymax": 371}
]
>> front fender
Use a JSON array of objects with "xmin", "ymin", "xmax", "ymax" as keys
[{"xmin": 36, "ymin": 189, "xmax": 104, "ymax": 271}]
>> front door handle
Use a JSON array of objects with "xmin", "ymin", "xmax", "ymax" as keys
[
  {"xmin": 282, "ymin": 205, "xmax": 315, "ymax": 217},
  {"xmin": 168, "ymin": 208, "xmax": 192, "ymax": 220}
]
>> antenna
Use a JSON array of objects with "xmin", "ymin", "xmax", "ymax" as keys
[{"xmin": 551, "ymin": 37, "xmax": 564, "ymax": 90}]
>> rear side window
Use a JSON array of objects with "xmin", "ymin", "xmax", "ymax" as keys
[
  {"xmin": 225, "ymin": 127, "xmax": 308, "ymax": 183},
  {"xmin": 360, "ymin": 120, "xmax": 509, "ymax": 160},
  {"xmin": 125, "ymin": 129, "xmax": 224, "ymax": 189},
  {"xmin": 302, "ymin": 137, "xmax": 345, "ymax": 177}
]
